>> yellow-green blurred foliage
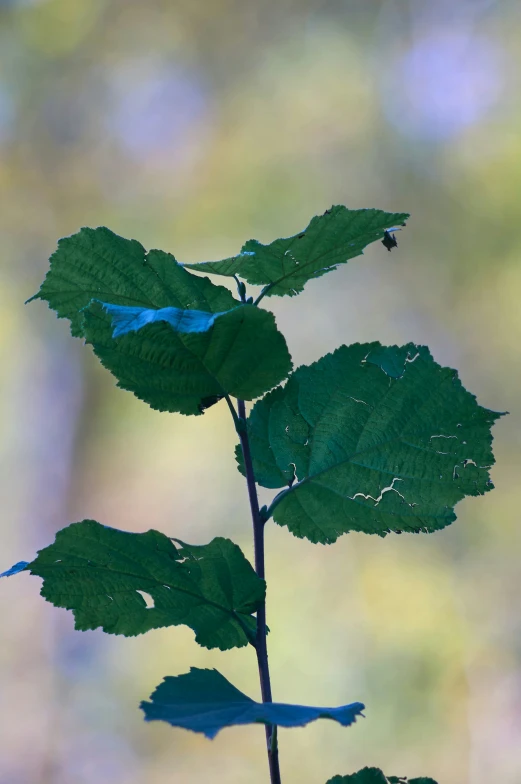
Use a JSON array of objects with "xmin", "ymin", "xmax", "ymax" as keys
[{"xmin": 1, "ymin": 1, "xmax": 519, "ymax": 782}]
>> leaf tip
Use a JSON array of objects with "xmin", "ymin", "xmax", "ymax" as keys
[{"xmin": 0, "ymin": 561, "xmax": 30, "ymax": 578}]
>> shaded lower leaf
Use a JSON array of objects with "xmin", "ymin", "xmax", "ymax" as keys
[
  {"xmin": 240, "ymin": 342, "xmax": 504, "ymax": 543},
  {"xmin": 141, "ymin": 667, "xmax": 365, "ymax": 738},
  {"xmin": 1, "ymin": 521, "xmax": 264, "ymax": 650},
  {"xmin": 83, "ymin": 301, "xmax": 292, "ymax": 415},
  {"xmin": 327, "ymin": 769, "xmax": 438, "ymax": 784}
]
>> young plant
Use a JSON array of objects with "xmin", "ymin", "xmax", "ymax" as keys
[{"xmin": 2, "ymin": 206, "xmax": 503, "ymax": 784}]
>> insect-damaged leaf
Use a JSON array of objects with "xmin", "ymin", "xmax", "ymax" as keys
[
  {"xmin": 326, "ymin": 769, "xmax": 438, "ymax": 784},
  {"xmin": 28, "ymin": 226, "xmax": 292, "ymax": 414},
  {"xmin": 183, "ymin": 206, "xmax": 409, "ymax": 298},
  {"xmin": 83, "ymin": 301, "xmax": 292, "ymax": 415},
  {"xmin": 140, "ymin": 667, "xmax": 364, "ymax": 738},
  {"xmin": 1, "ymin": 521, "xmax": 264, "ymax": 650},
  {"xmin": 238, "ymin": 342, "xmax": 505, "ymax": 543}
]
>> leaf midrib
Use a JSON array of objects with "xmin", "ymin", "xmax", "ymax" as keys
[{"xmin": 36, "ymin": 558, "xmax": 258, "ymax": 622}]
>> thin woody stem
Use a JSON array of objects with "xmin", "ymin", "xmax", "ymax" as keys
[{"xmin": 236, "ymin": 398, "xmax": 281, "ymax": 784}]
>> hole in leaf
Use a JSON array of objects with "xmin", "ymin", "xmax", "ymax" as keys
[
  {"xmin": 350, "ymin": 477, "xmax": 413, "ymax": 508},
  {"xmin": 136, "ymin": 590, "xmax": 155, "ymax": 609},
  {"xmin": 348, "ymin": 396, "xmax": 368, "ymax": 406}
]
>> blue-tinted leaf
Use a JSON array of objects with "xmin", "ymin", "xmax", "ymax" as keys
[
  {"xmin": 141, "ymin": 667, "xmax": 364, "ymax": 738},
  {"xmin": 0, "ymin": 561, "xmax": 29, "ymax": 578},
  {"xmin": 99, "ymin": 302, "xmax": 223, "ymax": 338}
]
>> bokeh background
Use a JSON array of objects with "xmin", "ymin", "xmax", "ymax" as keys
[{"xmin": 1, "ymin": 0, "xmax": 520, "ymax": 782}]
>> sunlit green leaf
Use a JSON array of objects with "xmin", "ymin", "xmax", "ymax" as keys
[
  {"xmin": 141, "ymin": 667, "xmax": 364, "ymax": 738},
  {"xmin": 2, "ymin": 521, "xmax": 265, "ymax": 650},
  {"xmin": 239, "ymin": 342, "xmax": 504, "ymax": 543},
  {"xmin": 183, "ymin": 206, "xmax": 409, "ymax": 297},
  {"xmin": 83, "ymin": 300, "xmax": 292, "ymax": 415},
  {"xmin": 327, "ymin": 769, "xmax": 438, "ymax": 784}
]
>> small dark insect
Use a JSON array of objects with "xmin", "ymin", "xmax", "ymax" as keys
[
  {"xmin": 382, "ymin": 231, "xmax": 398, "ymax": 251},
  {"xmin": 198, "ymin": 395, "xmax": 223, "ymax": 414}
]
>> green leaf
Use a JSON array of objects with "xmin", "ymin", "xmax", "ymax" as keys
[
  {"xmin": 183, "ymin": 206, "xmax": 409, "ymax": 298},
  {"xmin": 140, "ymin": 667, "xmax": 365, "ymax": 738},
  {"xmin": 389, "ymin": 779, "xmax": 438, "ymax": 784},
  {"xmin": 239, "ymin": 342, "xmax": 505, "ymax": 543},
  {"xmin": 327, "ymin": 771, "xmax": 387, "ymax": 784},
  {"xmin": 326, "ymin": 769, "xmax": 438, "ymax": 784},
  {"xmin": 28, "ymin": 227, "xmax": 293, "ymax": 414},
  {"xmin": 3, "ymin": 521, "xmax": 265, "ymax": 650},
  {"xmin": 29, "ymin": 226, "xmax": 239, "ymax": 337},
  {"xmin": 83, "ymin": 301, "xmax": 292, "ymax": 415}
]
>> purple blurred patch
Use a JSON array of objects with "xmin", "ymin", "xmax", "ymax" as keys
[
  {"xmin": 382, "ymin": 31, "xmax": 503, "ymax": 141},
  {"xmin": 106, "ymin": 59, "xmax": 210, "ymax": 160}
]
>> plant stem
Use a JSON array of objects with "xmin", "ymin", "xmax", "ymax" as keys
[
  {"xmin": 236, "ymin": 398, "xmax": 282, "ymax": 784},
  {"xmin": 224, "ymin": 394, "xmax": 242, "ymax": 433}
]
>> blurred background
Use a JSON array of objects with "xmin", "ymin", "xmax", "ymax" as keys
[{"xmin": 0, "ymin": 0, "xmax": 520, "ymax": 782}]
